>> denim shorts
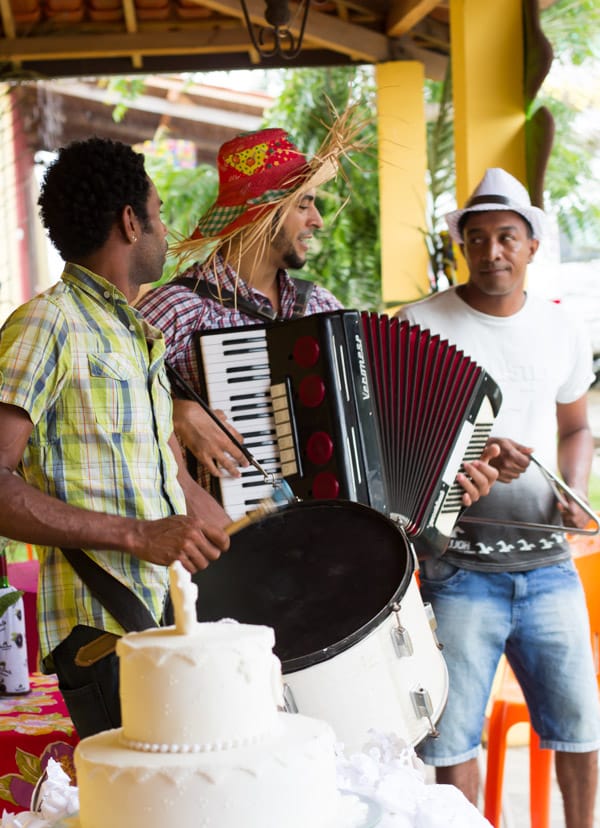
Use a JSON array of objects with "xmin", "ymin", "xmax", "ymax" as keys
[{"xmin": 417, "ymin": 560, "xmax": 600, "ymax": 765}]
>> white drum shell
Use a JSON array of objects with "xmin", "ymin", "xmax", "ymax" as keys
[{"xmin": 282, "ymin": 575, "xmax": 448, "ymax": 753}]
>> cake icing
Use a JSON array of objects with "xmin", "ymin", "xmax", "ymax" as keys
[
  {"xmin": 73, "ymin": 562, "xmax": 347, "ymax": 828},
  {"xmin": 118, "ymin": 622, "xmax": 282, "ymax": 750},
  {"xmin": 76, "ymin": 714, "xmax": 339, "ymax": 828}
]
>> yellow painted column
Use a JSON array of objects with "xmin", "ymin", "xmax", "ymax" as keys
[
  {"xmin": 450, "ymin": 0, "xmax": 527, "ymax": 280},
  {"xmin": 376, "ymin": 61, "xmax": 430, "ymax": 308}
]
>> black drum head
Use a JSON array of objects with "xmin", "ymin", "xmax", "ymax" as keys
[{"xmin": 193, "ymin": 499, "xmax": 412, "ymax": 671}]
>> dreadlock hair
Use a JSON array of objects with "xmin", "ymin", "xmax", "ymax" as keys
[{"xmin": 38, "ymin": 137, "xmax": 150, "ymax": 261}]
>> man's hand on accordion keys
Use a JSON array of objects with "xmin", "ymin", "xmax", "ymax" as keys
[
  {"xmin": 456, "ymin": 441, "xmax": 501, "ymax": 507},
  {"xmin": 172, "ymin": 398, "xmax": 249, "ymax": 478}
]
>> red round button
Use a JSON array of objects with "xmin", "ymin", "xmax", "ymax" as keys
[
  {"xmin": 298, "ymin": 374, "xmax": 326, "ymax": 408},
  {"xmin": 293, "ymin": 335, "xmax": 320, "ymax": 368},
  {"xmin": 312, "ymin": 472, "xmax": 340, "ymax": 499},
  {"xmin": 306, "ymin": 431, "xmax": 334, "ymax": 465}
]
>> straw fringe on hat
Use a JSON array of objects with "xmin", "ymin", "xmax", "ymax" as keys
[
  {"xmin": 445, "ymin": 168, "xmax": 547, "ymax": 243},
  {"xmin": 171, "ymin": 104, "xmax": 370, "ymax": 270}
]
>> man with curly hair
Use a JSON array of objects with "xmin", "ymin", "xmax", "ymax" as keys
[{"xmin": 0, "ymin": 137, "xmax": 230, "ymax": 737}]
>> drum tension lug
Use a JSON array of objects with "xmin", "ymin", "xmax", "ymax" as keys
[
  {"xmin": 423, "ymin": 601, "xmax": 444, "ymax": 651},
  {"xmin": 391, "ymin": 602, "xmax": 414, "ymax": 658},
  {"xmin": 410, "ymin": 685, "xmax": 440, "ymax": 739},
  {"xmin": 282, "ymin": 683, "xmax": 298, "ymax": 714}
]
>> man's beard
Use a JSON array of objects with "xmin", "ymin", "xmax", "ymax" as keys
[{"xmin": 272, "ymin": 226, "xmax": 306, "ymax": 271}]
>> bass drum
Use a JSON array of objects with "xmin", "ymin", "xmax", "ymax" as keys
[{"xmin": 193, "ymin": 499, "xmax": 448, "ymax": 752}]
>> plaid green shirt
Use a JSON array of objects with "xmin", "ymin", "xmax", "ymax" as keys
[{"xmin": 0, "ymin": 264, "xmax": 186, "ymax": 666}]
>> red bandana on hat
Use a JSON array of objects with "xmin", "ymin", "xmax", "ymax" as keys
[{"xmin": 192, "ymin": 128, "xmax": 311, "ymax": 240}]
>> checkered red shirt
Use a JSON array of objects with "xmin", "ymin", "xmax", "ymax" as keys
[{"xmin": 136, "ymin": 254, "xmax": 343, "ymax": 395}]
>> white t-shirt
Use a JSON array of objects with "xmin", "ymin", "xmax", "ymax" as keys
[{"xmin": 398, "ymin": 287, "xmax": 594, "ymax": 570}]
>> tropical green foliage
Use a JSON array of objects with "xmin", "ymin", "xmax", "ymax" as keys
[
  {"xmin": 424, "ymin": 66, "xmax": 454, "ymax": 235},
  {"xmin": 539, "ymin": 93, "xmax": 600, "ymax": 255},
  {"xmin": 423, "ymin": 67, "xmax": 456, "ymax": 288},
  {"xmin": 103, "ymin": 76, "xmax": 147, "ymax": 123},
  {"xmin": 535, "ymin": 0, "xmax": 600, "ymax": 255},
  {"xmin": 541, "ymin": 0, "xmax": 600, "ymax": 64},
  {"xmin": 261, "ymin": 66, "xmax": 381, "ymax": 311}
]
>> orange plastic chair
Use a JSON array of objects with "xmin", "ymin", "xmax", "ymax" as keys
[
  {"xmin": 484, "ymin": 660, "xmax": 554, "ymax": 828},
  {"xmin": 483, "ymin": 536, "xmax": 600, "ymax": 828}
]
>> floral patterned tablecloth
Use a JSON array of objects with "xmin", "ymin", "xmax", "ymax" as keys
[{"xmin": 0, "ymin": 673, "xmax": 78, "ymax": 814}]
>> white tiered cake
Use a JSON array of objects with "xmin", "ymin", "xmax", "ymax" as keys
[{"xmin": 73, "ymin": 563, "xmax": 350, "ymax": 828}]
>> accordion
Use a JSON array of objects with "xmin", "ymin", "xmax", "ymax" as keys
[{"xmin": 194, "ymin": 310, "xmax": 502, "ymax": 556}]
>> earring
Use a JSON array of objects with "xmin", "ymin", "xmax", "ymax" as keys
[{"xmin": 131, "ymin": 235, "xmax": 137, "ymax": 243}]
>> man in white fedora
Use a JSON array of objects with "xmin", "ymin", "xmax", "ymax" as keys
[{"xmin": 397, "ymin": 167, "xmax": 600, "ymax": 827}]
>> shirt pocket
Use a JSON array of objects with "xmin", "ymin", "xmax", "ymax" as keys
[{"xmin": 87, "ymin": 352, "xmax": 147, "ymax": 433}]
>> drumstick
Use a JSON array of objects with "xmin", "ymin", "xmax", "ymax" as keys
[
  {"xmin": 225, "ymin": 500, "xmax": 278, "ymax": 536},
  {"xmin": 225, "ymin": 482, "xmax": 298, "ymax": 536}
]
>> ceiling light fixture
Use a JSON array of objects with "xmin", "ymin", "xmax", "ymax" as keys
[{"xmin": 239, "ymin": 0, "xmax": 311, "ymax": 60}]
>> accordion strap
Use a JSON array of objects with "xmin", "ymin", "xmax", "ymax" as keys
[
  {"xmin": 61, "ymin": 547, "xmax": 158, "ymax": 632},
  {"xmin": 175, "ymin": 275, "xmax": 314, "ymax": 321}
]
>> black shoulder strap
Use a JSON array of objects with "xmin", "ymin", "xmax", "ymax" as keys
[
  {"xmin": 175, "ymin": 275, "xmax": 315, "ymax": 322},
  {"xmin": 61, "ymin": 547, "xmax": 159, "ymax": 632},
  {"xmin": 175, "ymin": 277, "xmax": 276, "ymax": 322},
  {"xmin": 288, "ymin": 277, "xmax": 315, "ymax": 318}
]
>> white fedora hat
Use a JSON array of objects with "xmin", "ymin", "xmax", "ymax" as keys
[{"xmin": 445, "ymin": 167, "xmax": 547, "ymax": 243}]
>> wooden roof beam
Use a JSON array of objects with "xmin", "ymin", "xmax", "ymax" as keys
[
  {"xmin": 386, "ymin": 0, "xmax": 441, "ymax": 37},
  {"xmin": 393, "ymin": 33, "xmax": 447, "ymax": 79},
  {"xmin": 194, "ymin": 0, "xmax": 392, "ymax": 62},
  {"xmin": 0, "ymin": 0, "xmax": 16, "ymax": 41},
  {"xmin": 121, "ymin": 0, "xmax": 143, "ymax": 68},
  {"xmin": 122, "ymin": 0, "xmax": 138, "ymax": 33},
  {"xmin": 0, "ymin": 28, "xmax": 267, "ymax": 62},
  {"xmin": 45, "ymin": 78, "xmax": 265, "ymax": 131}
]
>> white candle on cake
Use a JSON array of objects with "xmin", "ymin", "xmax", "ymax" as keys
[{"xmin": 169, "ymin": 561, "xmax": 198, "ymax": 635}]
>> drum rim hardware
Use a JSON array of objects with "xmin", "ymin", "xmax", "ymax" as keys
[
  {"xmin": 410, "ymin": 685, "xmax": 441, "ymax": 739},
  {"xmin": 390, "ymin": 601, "xmax": 414, "ymax": 658}
]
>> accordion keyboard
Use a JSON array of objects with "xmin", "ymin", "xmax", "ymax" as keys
[{"xmin": 197, "ymin": 328, "xmax": 283, "ymax": 520}]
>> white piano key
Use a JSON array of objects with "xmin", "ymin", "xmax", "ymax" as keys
[
  {"xmin": 220, "ymin": 483, "xmax": 278, "ymax": 513},
  {"xmin": 204, "ymin": 379, "xmax": 271, "ymax": 399},
  {"xmin": 201, "ymin": 329, "xmax": 267, "ymax": 344}
]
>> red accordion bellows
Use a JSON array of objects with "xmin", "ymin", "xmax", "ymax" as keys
[{"xmin": 361, "ymin": 312, "xmax": 500, "ymax": 539}]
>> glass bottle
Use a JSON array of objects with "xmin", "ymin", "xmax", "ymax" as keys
[{"xmin": 0, "ymin": 538, "xmax": 30, "ymax": 694}]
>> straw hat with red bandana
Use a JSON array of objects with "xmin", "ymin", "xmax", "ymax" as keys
[{"xmin": 172, "ymin": 105, "xmax": 367, "ymax": 265}]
